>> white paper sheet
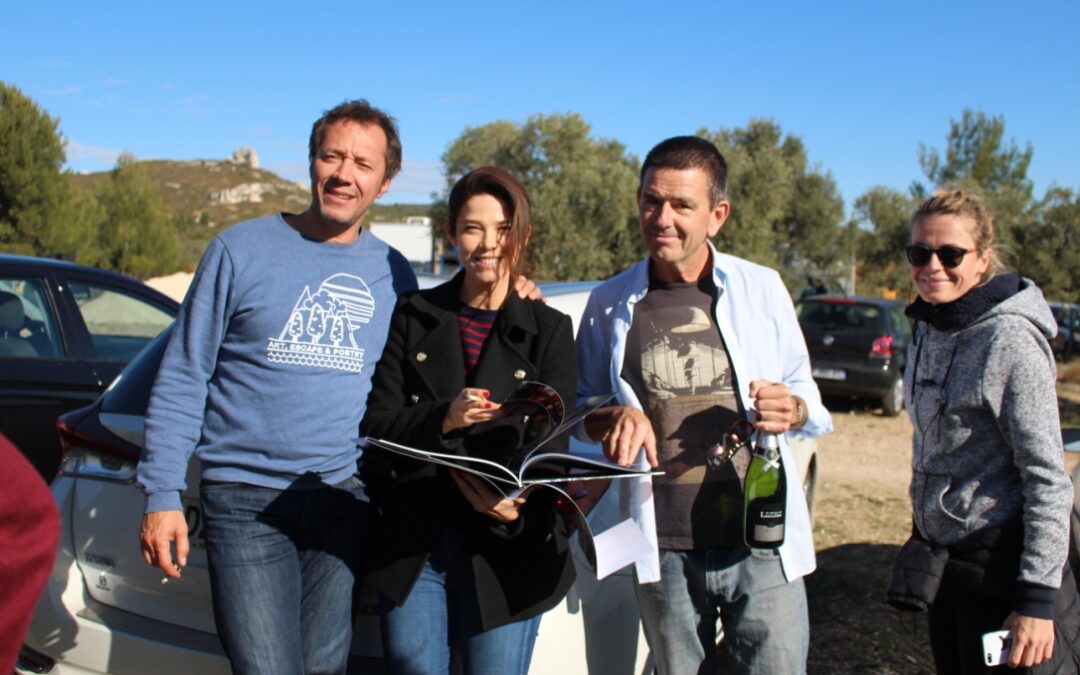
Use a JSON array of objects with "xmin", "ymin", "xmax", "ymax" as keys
[{"xmin": 593, "ymin": 519, "xmax": 653, "ymax": 580}]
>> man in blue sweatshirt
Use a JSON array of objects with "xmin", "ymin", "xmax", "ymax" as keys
[{"xmin": 136, "ymin": 100, "xmax": 417, "ymax": 674}]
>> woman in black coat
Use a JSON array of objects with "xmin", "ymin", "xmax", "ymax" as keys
[{"xmin": 360, "ymin": 166, "xmax": 577, "ymax": 675}]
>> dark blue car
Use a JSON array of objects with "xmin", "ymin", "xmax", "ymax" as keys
[
  {"xmin": 0, "ymin": 254, "xmax": 179, "ymax": 480},
  {"xmin": 796, "ymin": 295, "xmax": 911, "ymax": 416}
]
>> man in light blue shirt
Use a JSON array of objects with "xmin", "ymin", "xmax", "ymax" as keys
[{"xmin": 577, "ymin": 136, "xmax": 832, "ymax": 674}]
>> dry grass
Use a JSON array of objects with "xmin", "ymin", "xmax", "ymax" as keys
[
  {"xmin": 806, "ymin": 383, "xmax": 1079, "ymax": 674},
  {"xmin": 1060, "ymin": 360, "xmax": 1080, "ymax": 385}
]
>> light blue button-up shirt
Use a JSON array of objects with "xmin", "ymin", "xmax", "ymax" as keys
[{"xmin": 575, "ymin": 243, "xmax": 832, "ymax": 583}]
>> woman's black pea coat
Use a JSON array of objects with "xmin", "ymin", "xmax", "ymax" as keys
[{"xmin": 360, "ymin": 274, "xmax": 578, "ymax": 631}]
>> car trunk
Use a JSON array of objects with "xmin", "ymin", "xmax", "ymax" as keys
[{"xmin": 70, "ymin": 457, "xmax": 216, "ymax": 633}]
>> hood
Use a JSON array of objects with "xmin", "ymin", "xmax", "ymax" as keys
[
  {"xmin": 980, "ymin": 277, "xmax": 1057, "ymax": 341},
  {"xmin": 906, "ymin": 274, "xmax": 1056, "ymax": 340}
]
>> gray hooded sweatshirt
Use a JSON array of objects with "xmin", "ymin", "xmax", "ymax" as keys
[{"xmin": 905, "ymin": 276, "xmax": 1071, "ymax": 592}]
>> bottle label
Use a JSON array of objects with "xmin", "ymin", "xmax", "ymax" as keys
[{"xmin": 753, "ymin": 522, "xmax": 784, "ymax": 543}]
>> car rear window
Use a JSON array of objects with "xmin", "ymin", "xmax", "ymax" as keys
[
  {"xmin": 100, "ymin": 325, "xmax": 173, "ymax": 415},
  {"xmin": 797, "ymin": 301, "xmax": 884, "ymax": 332}
]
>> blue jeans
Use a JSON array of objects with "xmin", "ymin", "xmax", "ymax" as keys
[
  {"xmin": 635, "ymin": 547, "xmax": 809, "ymax": 675},
  {"xmin": 378, "ymin": 528, "xmax": 540, "ymax": 675},
  {"xmin": 200, "ymin": 476, "xmax": 369, "ymax": 675}
]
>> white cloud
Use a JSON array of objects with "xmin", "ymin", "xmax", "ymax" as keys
[
  {"xmin": 65, "ymin": 140, "xmax": 124, "ymax": 169},
  {"xmin": 176, "ymin": 95, "xmax": 209, "ymax": 106},
  {"xmin": 42, "ymin": 86, "xmax": 80, "ymax": 96},
  {"xmin": 384, "ymin": 159, "xmax": 443, "ymax": 203},
  {"xmin": 102, "ymin": 77, "xmax": 127, "ymax": 86}
]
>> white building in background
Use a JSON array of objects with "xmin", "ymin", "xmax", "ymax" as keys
[{"xmin": 369, "ymin": 216, "xmax": 438, "ymax": 273}]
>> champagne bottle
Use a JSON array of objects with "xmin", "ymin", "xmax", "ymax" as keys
[{"xmin": 743, "ymin": 431, "xmax": 786, "ymax": 549}]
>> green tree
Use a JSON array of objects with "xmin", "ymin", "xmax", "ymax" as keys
[
  {"xmin": 0, "ymin": 81, "xmax": 99, "ymax": 261},
  {"xmin": 94, "ymin": 153, "xmax": 180, "ymax": 277},
  {"xmin": 917, "ymin": 109, "xmax": 1035, "ymax": 255},
  {"xmin": 439, "ymin": 114, "xmax": 641, "ymax": 281},
  {"xmin": 852, "ymin": 186, "xmax": 917, "ymax": 295},
  {"xmin": 1016, "ymin": 186, "xmax": 1080, "ymax": 301},
  {"xmin": 699, "ymin": 119, "xmax": 846, "ymax": 290}
]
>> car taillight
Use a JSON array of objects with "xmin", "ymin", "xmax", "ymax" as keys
[
  {"xmin": 869, "ymin": 336, "xmax": 894, "ymax": 359},
  {"xmin": 56, "ymin": 417, "xmax": 138, "ymax": 483}
]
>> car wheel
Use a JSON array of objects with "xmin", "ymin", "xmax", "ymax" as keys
[
  {"xmin": 802, "ymin": 457, "xmax": 817, "ymax": 523},
  {"xmin": 881, "ymin": 377, "xmax": 904, "ymax": 417}
]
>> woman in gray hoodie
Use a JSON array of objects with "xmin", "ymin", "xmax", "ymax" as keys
[{"xmin": 902, "ymin": 189, "xmax": 1078, "ymax": 673}]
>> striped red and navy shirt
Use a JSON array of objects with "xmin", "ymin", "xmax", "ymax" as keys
[{"xmin": 457, "ymin": 304, "xmax": 499, "ymax": 379}]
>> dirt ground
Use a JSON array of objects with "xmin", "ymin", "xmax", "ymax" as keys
[
  {"xmin": 806, "ymin": 399, "xmax": 934, "ymax": 674},
  {"xmin": 807, "ymin": 384, "xmax": 1080, "ymax": 675}
]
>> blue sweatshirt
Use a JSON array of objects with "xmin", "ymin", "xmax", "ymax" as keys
[{"xmin": 138, "ymin": 214, "xmax": 417, "ymax": 512}]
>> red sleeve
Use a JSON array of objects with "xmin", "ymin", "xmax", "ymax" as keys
[{"xmin": 0, "ymin": 433, "xmax": 60, "ymax": 673}]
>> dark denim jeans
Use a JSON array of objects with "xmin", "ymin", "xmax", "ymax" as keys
[
  {"xmin": 200, "ymin": 476, "xmax": 369, "ymax": 675},
  {"xmin": 378, "ymin": 527, "xmax": 540, "ymax": 675}
]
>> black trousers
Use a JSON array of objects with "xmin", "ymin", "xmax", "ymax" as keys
[{"xmin": 928, "ymin": 564, "xmax": 1080, "ymax": 674}]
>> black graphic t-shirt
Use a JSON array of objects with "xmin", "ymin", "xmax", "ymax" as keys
[{"xmin": 621, "ymin": 275, "xmax": 747, "ymax": 550}]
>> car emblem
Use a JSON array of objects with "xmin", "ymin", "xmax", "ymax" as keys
[{"xmin": 822, "ymin": 335, "xmax": 835, "ymax": 346}]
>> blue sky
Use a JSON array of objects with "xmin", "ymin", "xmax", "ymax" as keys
[{"xmin": 3, "ymin": 1, "xmax": 1078, "ymax": 215}]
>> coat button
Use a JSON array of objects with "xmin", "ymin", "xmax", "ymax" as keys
[
  {"xmin": 416, "ymin": 352, "xmax": 428, "ymax": 362},
  {"xmin": 409, "ymin": 394, "xmax": 420, "ymax": 404},
  {"xmin": 513, "ymin": 369, "xmax": 526, "ymax": 380}
]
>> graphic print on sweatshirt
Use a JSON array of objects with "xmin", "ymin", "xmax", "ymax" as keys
[{"xmin": 267, "ymin": 273, "xmax": 376, "ymax": 373}]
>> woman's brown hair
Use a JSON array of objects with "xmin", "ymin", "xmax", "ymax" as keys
[
  {"xmin": 446, "ymin": 166, "xmax": 532, "ymax": 281},
  {"xmin": 912, "ymin": 188, "xmax": 1007, "ymax": 279}
]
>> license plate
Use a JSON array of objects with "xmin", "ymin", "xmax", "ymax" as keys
[{"xmin": 812, "ymin": 367, "xmax": 846, "ymax": 381}]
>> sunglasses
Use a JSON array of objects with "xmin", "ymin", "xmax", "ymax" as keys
[
  {"xmin": 905, "ymin": 243, "xmax": 977, "ymax": 269},
  {"xmin": 707, "ymin": 418, "xmax": 755, "ymax": 469}
]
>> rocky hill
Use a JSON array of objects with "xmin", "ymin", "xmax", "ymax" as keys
[
  {"xmin": 69, "ymin": 155, "xmax": 434, "ymax": 269},
  {"xmin": 70, "ymin": 158, "xmax": 311, "ymax": 230}
]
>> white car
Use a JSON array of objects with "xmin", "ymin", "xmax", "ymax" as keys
[{"xmin": 18, "ymin": 281, "xmax": 819, "ymax": 675}]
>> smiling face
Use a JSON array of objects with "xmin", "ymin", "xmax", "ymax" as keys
[
  {"xmin": 451, "ymin": 193, "xmax": 515, "ymax": 307},
  {"xmin": 308, "ymin": 120, "xmax": 391, "ymax": 236},
  {"xmin": 638, "ymin": 167, "xmax": 730, "ymax": 283},
  {"xmin": 909, "ymin": 213, "xmax": 991, "ymax": 304}
]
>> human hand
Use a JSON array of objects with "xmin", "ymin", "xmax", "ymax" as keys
[
  {"xmin": 585, "ymin": 406, "xmax": 658, "ymax": 467},
  {"xmin": 1002, "ymin": 611, "xmax": 1054, "ymax": 668},
  {"xmin": 512, "ymin": 276, "xmax": 543, "ymax": 302},
  {"xmin": 139, "ymin": 510, "xmax": 188, "ymax": 579},
  {"xmin": 449, "ymin": 469, "xmax": 524, "ymax": 523},
  {"xmin": 442, "ymin": 388, "xmax": 504, "ymax": 434},
  {"xmin": 749, "ymin": 380, "xmax": 799, "ymax": 433}
]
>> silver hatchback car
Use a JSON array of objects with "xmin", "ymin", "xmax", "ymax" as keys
[{"xmin": 18, "ymin": 281, "xmax": 820, "ymax": 675}]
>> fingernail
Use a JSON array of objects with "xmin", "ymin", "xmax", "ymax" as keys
[
  {"xmin": 485, "ymin": 402, "xmax": 493, "ymax": 409},
  {"xmin": 483, "ymin": 390, "xmax": 490, "ymax": 398}
]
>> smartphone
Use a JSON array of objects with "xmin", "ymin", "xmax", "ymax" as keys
[{"xmin": 982, "ymin": 629, "xmax": 1012, "ymax": 667}]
